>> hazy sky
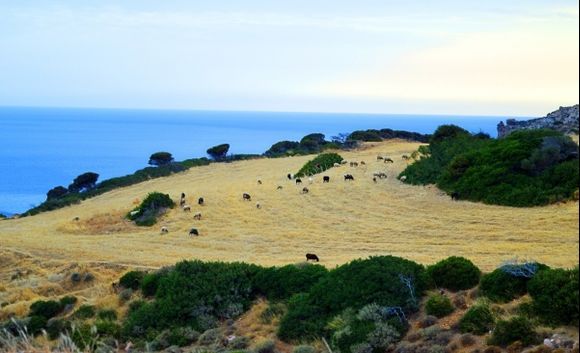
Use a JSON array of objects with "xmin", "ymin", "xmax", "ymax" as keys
[{"xmin": 0, "ymin": 1, "xmax": 578, "ymax": 115}]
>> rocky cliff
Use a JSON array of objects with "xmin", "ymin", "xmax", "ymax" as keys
[{"xmin": 497, "ymin": 104, "xmax": 579, "ymax": 138}]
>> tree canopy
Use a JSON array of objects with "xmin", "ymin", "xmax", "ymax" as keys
[
  {"xmin": 206, "ymin": 144, "xmax": 230, "ymax": 160},
  {"xmin": 148, "ymin": 152, "xmax": 174, "ymax": 166},
  {"xmin": 68, "ymin": 172, "xmax": 99, "ymax": 193}
]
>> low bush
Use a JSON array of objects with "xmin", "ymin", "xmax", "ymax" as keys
[
  {"xmin": 426, "ymin": 257, "xmax": 481, "ymax": 291},
  {"xmin": 253, "ymin": 263, "xmax": 328, "ymax": 300},
  {"xmin": 141, "ymin": 272, "xmax": 164, "ymax": 297},
  {"xmin": 425, "ymin": 294, "xmax": 454, "ymax": 318},
  {"xmin": 26, "ymin": 315, "xmax": 48, "ymax": 335},
  {"xmin": 74, "ymin": 304, "xmax": 96, "ymax": 319},
  {"xmin": 46, "ymin": 318, "xmax": 69, "ymax": 340},
  {"xmin": 29, "ymin": 300, "xmax": 64, "ymax": 319},
  {"xmin": 119, "ymin": 271, "xmax": 146, "ymax": 290},
  {"xmin": 293, "ymin": 345, "xmax": 316, "ymax": 353},
  {"xmin": 229, "ymin": 336, "xmax": 250, "ymax": 349},
  {"xmin": 458, "ymin": 303, "xmax": 495, "ymax": 335},
  {"xmin": 59, "ymin": 296, "xmax": 78, "ymax": 307},
  {"xmin": 97, "ymin": 309, "xmax": 118, "ymax": 321},
  {"xmin": 488, "ymin": 316, "xmax": 537, "ymax": 347},
  {"xmin": 527, "ymin": 267, "xmax": 579, "ymax": 326},
  {"xmin": 254, "ymin": 339, "xmax": 277, "ymax": 353},
  {"xmin": 295, "ymin": 153, "xmax": 344, "ymax": 178},
  {"xmin": 95, "ymin": 320, "xmax": 122, "ymax": 339},
  {"xmin": 479, "ymin": 263, "xmax": 548, "ymax": 302},
  {"xmin": 199, "ymin": 328, "xmax": 222, "ymax": 346},
  {"xmin": 127, "ymin": 192, "xmax": 175, "ymax": 226}
]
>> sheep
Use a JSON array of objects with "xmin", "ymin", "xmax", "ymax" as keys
[
  {"xmin": 72, "ymin": 216, "xmax": 80, "ymax": 221},
  {"xmin": 350, "ymin": 161, "xmax": 359, "ymax": 167},
  {"xmin": 256, "ymin": 202, "xmax": 261, "ymax": 209},
  {"xmin": 257, "ymin": 179, "xmax": 262, "ymax": 185},
  {"xmin": 189, "ymin": 228, "xmax": 199, "ymax": 236},
  {"xmin": 377, "ymin": 155, "xmax": 384, "ymax": 161},
  {"xmin": 295, "ymin": 178, "xmax": 302, "ymax": 185},
  {"xmin": 402, "ymin": 155, "xmax": 410, "ymax": 160},
  {"xmin": 373, "ymin": 172, "xmax": 387, "ymax": 179},
  {"xmin": 333, "ymin": 163, "xmax": 341, "ymax": 167},
  {"xmin": 340, "ymin": 160, "xmax": 348, "ymax": 165},
  {"xmin": 129, "ymin": 210, "xmax": 140, "ymax": 217},
  {"xmin": 399, "ymin": 175, "xmax": 407, "ymax": 182},
  {"xmin": 301, "ymin": 187, "xmax": 309, "ymax": 194},
  {"xmin": 287, "ymin": 173, "xmax": 293, "ymax": 180},
  {"xmin": 160, "ymin": 226, "xmax": 169, "ymax": 234},
  {"xmin": 360, "ymin": 161, "xmax": 366, "ymax": 165},
  {"xmin": 344, "ymin": 174, "xmax": 355, "ymax": 181},
  {"xmin": 323, "ymin": 176, "xmax": 330, "ymax": 183},
  {"xmin": 193, "ymin": 212, "xmax": 202, "ymax": 220},
  {"xmin": 451, "ymin": 191, "xmax": 460, "ymax": 201},
  {"xmin": 277, "ymin": 185, "xmax": 283, "ymax": 190},
  {"xmin": 308, "ymin": 177, "xmax": 314, "ymax": 184},
  {"xmin": 180, "ymin": 193, "xmax": 186, "ymax": 206},
  {"xmin": 384, "ymin": 158, "xmax": 394, "ymax": 163},
  {"xmin": 373, "ymin": 177, "xmax": 377, "ymax": 183},
  {"xmin": 182, "ymin": 205, "xmax": 191, "ymax": 212},
  {"xmin": 243, "ymin": 193, "xmax": 252, "ymax": 201},
  {"xmin": 198, "ymin": 197, "xmax": 205, "ymax": 206}
]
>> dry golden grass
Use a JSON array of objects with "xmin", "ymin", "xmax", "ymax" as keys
[{"xmin": 0, "ymin": 139, "xmax": 578, "ymax": 279}]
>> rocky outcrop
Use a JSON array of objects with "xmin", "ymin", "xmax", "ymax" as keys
[{"xmin": 498, "ymin": 104, "xmax": 579, "ymax": 138}]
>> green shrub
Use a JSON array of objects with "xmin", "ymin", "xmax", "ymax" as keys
[
  {"xmin": 199, "ymin": 328, "xmax": 222, "ymax": 345},
  {"xmin": 488, "ymin": 316, "xmax": 537, "ymax": 346},
  {"xmin": 426, "ymin": 257, "xmax": 480, "ymax": 291},
  {"xmin": 71, "ymin": 323, "xmax": 98, "ymax": 350},
  {"xmin": 253, "ymin": 263, "xmax": 328, "ymax": 300},
  {"xmin": 260, "ymin": 303, "xmax": 286, "ymax": 324},
  {"xmin": 167, "ymin": 327, "xmax": 200, "ymax": 346},
  {"xmin": 527, "ymin": 267, "xmax": 579, "ymax": 326},
  {"xmin": 295, "ymin": 153, "xmax": 344, "ymax": 177},
  {"xmin": 26, "ymin": 315, "xmax": 48, "ymax": 335},
  {"xmin": 29, "ymin": 300, "xmax": 64, "ymax": 319},
  {"xmin": 279, "ymin": 256, "xmax": 426, "ymax": 341},
  {"xmin": 348, "ymin": 130, "xmax": 383, "ymax": 142},
  {"xmin": 119, "ymin": 271, "xmax": 146, "ymax": 290},
  {"xmin": 97, "ymin": 309, "xmax": 118, "ymax": 321},
  {"xmin": 400, "ymin": 127, "xmax": 579, "ymax": 207},
  {"xmin": 229, "ymin": 336, "xmax": 250, "ymax": 349},
  {"xmin": 207, "ymin": 144, "xmax": 230, "ymax": 160},
  {"xmin": 425, "ymin": 294, "xmax": 454, "ymax": 318},
  {"xmin": 74, "ymin": 304, "xmax": 96, "ymax": 319},
  {"xmin": 127, "ymin": 192, "xmax": 175, "ymax": 226},
  {"xmin": 95, "ymin": 320, "xmax": 121, "ymax": 338},
  {"xmin": 149, "ymin": 151, "xmax": 174, "ymax": 166},
  {"xmin": 59, "ymin": 296, "xmax": 78, "ymax": 307},
  {"xmin": 478, "ymin": 263, "xmax": 548, "ymax": 302},
  {"xmin": 141, "ymin": 272, "xmax": 162, "ymax": 297},
  {"xmin": 46, "ymin": 318, "xmax": 69, "ymax": 340},
  {"xmin": 458, "ymin": 303, "xmax": 495, "ymax": 335}
]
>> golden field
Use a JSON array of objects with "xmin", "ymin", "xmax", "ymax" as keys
[{"xmin": 1, "ymin": 139, "xmax": 578, "ymax": 271}]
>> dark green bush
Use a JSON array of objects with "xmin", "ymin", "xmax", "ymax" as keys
[
  {"xmin": 295, "ymin": 153, "xmax": 343, "ymax": 177},
  {"xmin": 264, "ymin": 140, "xmax": 302, "ymax": 157},
  {"xmin": 260, "ymin": 303, "xmax": 286, "ymax": 324},
  {"xmin": 279, "ymin": 256, "xmax": 426, "ymax": 341},
  {"xmin": 149, "ymin": 152, "xmax": 174, "ymax": 166},
  {"xmin": 253, "ymin": 263, "xmax": 328, "ymax": 300},
  {"xmin": 74, "ymin": 304, "xmax": 96, "ymax": 319},
  {"xmin": 141, "ymin": 272, "xmax": 162, "ymax": 297},
  {"xmin": 59, "ymin": 296, "xmax": 78, "ymax": 307},
  {"xmin": 479, "ymin": 263, "xmax": 548, "ymax": 303},
  {"xmin": 426, "ymin": 257, "xmax": 480, "ymax": 291},
  {"xmin": 119, "ymin": 271, "xmax": 146, "ymax": 290},
  {"xmin": 97, "ymin": 309, "xmax": 118, "ymax": 321},
  {"xmin": 29, "ymin": 300, "xmax": 64, "ymax": 319},
  {"xmin": 458, "ymin": 303, "xmax": 495, "ymax": 335},
  {"xmin": 348, "ymin": 130, "xmax": 383, "ymax": 142},
  {"xmin": 26, "ymin": 315, "xmax": 48, "ymax": 335},
  {"xmin": 527, "ymin": 267, "xmax": 579, "ymax": 326},
  {"xmin": 400, "ymin": 128, "xmax": 579, "ymax": 207},
  {"xmin": 207, "ymin": 143, "xmax": 230, "ymax": 160},
  {"xmin": 127, "ymin": 192, "xmax": 175, "ymax": 226},
  {"xmin": 488, "ymin": 316, "xmax": 537, "ymax": 346},
  {"xmin": 95, "ymin": 320, "xmax": 122, "ymax": 338},
  {"xmin": 46, "ymin": 318, "xmax": 69, "ymax": 340},
  {"xmin": 68, "ymin": 172, "xmax": 99, "ymax": 192},
  {"xmin": 123, "ymin": 261, "xmax": 260, "ymax": 336},
  {"xmin": 425, "ymin": 294, "xmax": 454, "ymax": 318}
]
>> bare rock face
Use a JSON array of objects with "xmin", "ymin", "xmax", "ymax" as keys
[{"xmin": 497, "ymin": 105, "xmax": 579, "ymax": 138}]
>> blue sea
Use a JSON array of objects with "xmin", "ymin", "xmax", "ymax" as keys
[{"xmin": 0, "ymin": 107, "xmax": 510, "ymax": 215}]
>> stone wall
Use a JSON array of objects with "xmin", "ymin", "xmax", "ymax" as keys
[{"xmin": 497, "ymin": 105, "xmax": 579, "ymax": 138}]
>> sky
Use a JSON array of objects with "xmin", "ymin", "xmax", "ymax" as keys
[{"xmin": 0, "ymin": 1, "xmax": 578, "ymax": 116}]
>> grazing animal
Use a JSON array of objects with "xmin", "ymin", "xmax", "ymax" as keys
[
  {"xmin": 256, "ymin": 202, "xmax": 261, "ymax": 209},
  {"xmin": 344, "ymin": 174, "xmax": 355, "ymax": 181},
  {"xmin": 384, "ymin": 158, "xmax": 394, "ymax": 163},
  {"xmin": 305, "ymin": 253, "xmax": 320, "ymax": 262},
  {"xmin": 193, "ymin": 212, "xmax": 202, "ymax": 220},
  {"xmin": 341, "ymin": 160, "xmax": 348, "ymax": 165},
  {"xmin": 302, "ymin": 187, "xmax": 309, "ymax": 194},
  {"xmin": 373, "ymin": 172, "xmax": 387, "ymax": 179},
  {"xmin": 350, "ymin": 161, "xmax": 359, "ymax": 167},
  {"xmin": 323, "ymin": 176, "xmax": 330, "ymax": 183},
  {"xmin": 308, "ymin": 177, "xmax": 314, "ymax": 184},
  {"xmin": 287, "ymin": 173, "xmax": 293, "ymax": 180},
  {"xmin": 189, "ymin": 228, "xmax": 199, "ymax": 236},
  {"xmin": 402, "ymin": 155, "xmax": 410, "ymax": 160},
  {"xmin": 129, "ymin": 210, "xmax": 140, "ymax": 217},
  {"xmin": 73, "ymin": 216, "xmax": 80, "ymax": 221},
  {"xmin": 160, "ymin": 226, "xmax": 168, "ymax": 234},
  {"xmin": 451, "ymin": 192, "xmax": 460, "ymax": 201},
  {"xmin": 198, "ymin": 197, "xmax": 205, "ymax": 206},
  {"xmin": 373, "ymin": 177, "xmax": 377, "ymax": 183},
  {"xmin": 277, "ymin": 185, "xmax": 283, "ymax": 190},
  {"xmin": 360, "ymin": 161, "xmax": 366, "ymax": 165},
  {"xmin": 180, "ymin": 193, "xmax": 186, "ymax": 206},
  {"xmin": 295, "ymin": 178, "xmax": 302, "ymax": 185},
  {"xmin": 333, "ymin": 162, "xmax": 341, "ymax": 167},
  {"xmin": 399, "ymin": 175, "xmax": 407, "ymax": 182},
  {"xmin": 243, "ymin": 193, "xmax": 252, "ymax": 201},
  {"xmin": 257, "ymin": 179, "xmax": 262, "ymax": 185},
  {"xmin": 377, "ymin": 155, "xmax": 384, "ymax": 161},
  {"xmin": 182, "ymin": 205, "xmax": 191, "ymax": 212}
]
